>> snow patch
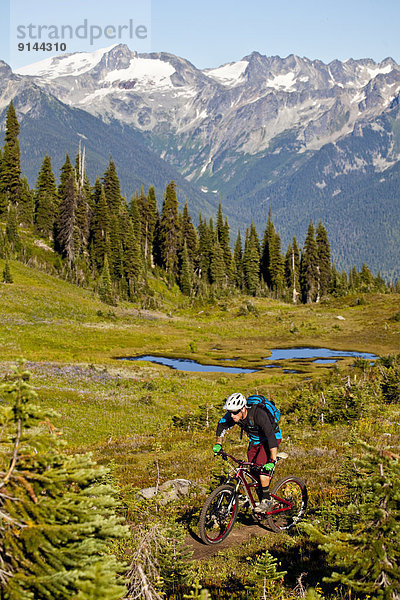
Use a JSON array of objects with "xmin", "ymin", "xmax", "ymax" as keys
[
  {"xmin": 205, "ymin": 61, "xmax": 248, "ymax": 86},
  {"xmin": 102, "ymin": 57, "xmax": 175, "ymax": 88},
  {"xmin": 365, "ymin": 64, "xmax": 393, "ymax": 80},
  {"xmin": 266, "ymin": 73, "xmax": 296, "ymax": 91},
  {"xmin": 15, "ymin": 45, "xmax": 117, "ymax": 79}
]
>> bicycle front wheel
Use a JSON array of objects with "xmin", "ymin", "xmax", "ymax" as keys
[
  {"xmin": 199, "ymin": 484, "xmax": 239, "ymax": 544},
  {"xmin": 267, "ymin": 476, "xmax": 307, "ymax": 532}
]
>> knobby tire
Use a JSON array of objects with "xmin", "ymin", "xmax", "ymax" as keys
[
  {"xmin": 267, "ymin": 475, "xmax": 308, "ymax": 532},
  {"xmin": 199, "ymin": 484, "xmax": 239, "ymax": 545}
]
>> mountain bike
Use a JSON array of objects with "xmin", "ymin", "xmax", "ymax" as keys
[{"xmin": 198, "ymin": 450, "xmax": 307, "ymax": 545}]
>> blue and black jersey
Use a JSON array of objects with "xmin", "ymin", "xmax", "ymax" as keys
[{"xmin": 216, "ymin": 405, "xmax": 278, "ymax": 449}]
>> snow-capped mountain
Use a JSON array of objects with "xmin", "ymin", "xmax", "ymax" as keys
[
  {"xmin": 15, "ymin": 45, "xmax": 400, "ymax": 180},
  {"xmin": 0, "ymin": 58, "xmax": 217, "ymax": 218},
  {"xmin": 5, "ymin": 45, "xmax": 400, "ymax": 277}
]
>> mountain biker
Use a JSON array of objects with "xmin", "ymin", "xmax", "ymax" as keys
[{"xmin": 213, "ymin": 392, "xmax": 280, "ymax": 513}]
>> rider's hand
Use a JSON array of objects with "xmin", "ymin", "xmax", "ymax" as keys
[
  {"xmin": 213, "ymin": 443, "xmax": 222, "ymax": 455},
  {"xmin": 261, "ymin": 461, "xmax": 276, "ymax": 473}
]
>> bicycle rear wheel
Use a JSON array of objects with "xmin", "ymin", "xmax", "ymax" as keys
[
  {"xmin": 199, "ymin": 484, "xmax": 239, "ymax": 544},
  {"xmin": 267, "ymin": 476, "xmax": 307, "ymax": 532}
]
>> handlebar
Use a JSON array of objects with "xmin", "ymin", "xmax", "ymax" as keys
[{"xmin": 215, "ymin": 450, "xmax": 263, "ymax": 471}]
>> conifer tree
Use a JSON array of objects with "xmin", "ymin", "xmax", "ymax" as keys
[
  {"xmin": 181, "ymin": 201, "xmax": 198, "ymax": 264},
  {"xmin": 179, "ymin": 241, "xmax": 193, "ymax": 296},
  {"xmin": 197, "ymin": 215, "xmax": 213, "ymax": 282},
  {"xmin": 123, "ymin": 221, "xmax": 142, "ymax": 297},
  {"xmin": 300, "ymin": 219, "xmax": 319, "ymax": 303},
  {"xmin": 243, "ymin": 225, "xmax": 260, "ymax": 295},
  {"xmin": 0, "ymin": 101, "xmax": 22, "ymax": 210},
  {"xmin": 17, "ymin": 178, "xmax": 34, "ymax": 227},
  {"xmin": 103, "ymin": 157, "xmax": 122, "ymax": 214},
  {"xmin": 98, "ymin": 254, "xmax": 114, "ymax": 305},
  {"xmin": 269, "ymin": 231, "xmax": 285, "ymax": 295},
  {"xmin": 108, "ymin": 213, "xmax": 124, "ymax": 280},
  {"xmin": 129, "ymin": 193, "xmax": 141, "ymax": 239},
  {"xmin": 0, "ymin": 362, "xmax": 127, "ymax": 599},
  {"xmin": 58, "ymin": 153, "xmax": 75, "ymax": 201},
  {"xmin": 56, "ymin": 173, "xmax": 77, "ymax": 266},
  {"xmin": 135, "ymin": 186, "xmax": 158, "ymax": 265},
  {"xmin": 91, "ymin": 183, "xmax": 110, "ymax": 271},
  {"xmin": 316, "ymin": 221, "xmax": 331, "ymax": 300},
  {"xmin": 216, "ymin": 202, "xmax": 233, "ymax": 284},
  {"xmin": 5, "ymin": 205, "xmax": 19, "ymax": 251},
  {"xmin": 2, "ymin": 259, "xmax": 13, "ymax": 283},
  {"xmin": 233, "ymin": 229, "xmax": 244, "ymax": 289},
  {"xmin": 304, "ymin": 439, "xmax": 400, "ymax": 600},
  {"xmin": 209, "ymin": 236, "xmax": 226, "ymax": 288},
  {"xmin": 260, "ymin": 208, "xmax": 275, "ymax": 288},
  {"xmin": 159, "ymin": 181, "xmax": 180, "ymax": 277},
  {"xmin": 34, "ymin": 154, "xmax": 58, "ymax": 238},
  {"xmin": 359, "ymin": 263, "xmax": 374, "ymax": 291}
]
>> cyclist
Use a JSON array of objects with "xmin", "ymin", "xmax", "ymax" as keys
[{"xmin": 213, "ymin": 392, "xmax": 280, "ymax": 513}]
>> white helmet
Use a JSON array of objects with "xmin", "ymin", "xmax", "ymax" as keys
[{"xmin": 223, "ymin": 392, "xmax": 247, "ymax": 412}]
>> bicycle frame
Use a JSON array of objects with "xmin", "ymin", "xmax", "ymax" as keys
[{"xmin": 221, "ymin": 452, "xmax": 293, "ymax": 516}]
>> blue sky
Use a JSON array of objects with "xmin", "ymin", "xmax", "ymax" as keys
[{"xmin": 1, "ymin": 0, "xmax": 399, "ymax": 69}]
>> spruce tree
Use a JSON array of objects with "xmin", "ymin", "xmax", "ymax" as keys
[
  {"xmin": 5, "ymin": 205, "xmax": 19, "ymax": 251},
  {"xmin": 159, "ymin": 181, "xmax": 180, "ymax": 277},
  {"xmin": 360, "ymin": 263, "xmax": 375, "ymax": 291},
  {"xmin": 181, "ymin": 201, "xmax": 198, "ymax": 265},
  {"xmin": 0, "ymin": 362, "xmax": 127, "ymax": 599},
  {"xmin": 209, "ymin": 236, "xmax": 226, "ymax": 288},
  {"xmin": 103, "ymin": 157, "xmax": 122, "ymax": 214},
  {"xmin": 2, "ymin": 259, "xmax": 13, "ymax": 283},
  {"xmin": 179, "ymin": 241, "xmax": 193, "ymax": 296},
  {"xmin": 56, "ymin": 173, "xmax": 77, "ymax": 266},
  {"xmin": 197, "ymin": 215, "xmax": 213, "ymax": 282},
  {"xmin": 17, "ymin": 178, "xmax": 34, "ymax": 227},
  {"xmin": 300, "ymin": 219, "xmax": 319, "ymax": 303},
  {"xmin": 98, "ymin": 254, "xmax": 114, "ymax": 305},
  {"xmin": 0, "ymin": 101, "xmax": 22, "ymax": 210},
  {"xmin": 129, "ymin": 194, "xmax": 141, "ymax": 239},
  {"xmin": 58, "ymin": 154, "xmax": 74, "ymax": 202},
  {"xmin": 304, "ymin": 439, "xmax": 400, "ymax": 600},
  {"xmin": 233, "ymin": 229, "xmax": 243, "ymax": 289},
  {"xmin": 316, "ymin": 221, "xmax": 331, "ymax": 300},
  {"xmin": 123, "ymin": 221, "xmax": 142, "ymax": 297},
  {"xmin": 243, "ymin": 225, "xmax": 260, "ymax": 295},
  {"xmin": 216, "ymin": 204, "xmax": 233, "ymax": 284},
  {"xmin": 260, "ymin": 208, "xmax": 275, "ymax": 288},
  {"xmin": 269, "ymin": 231, "xmax": 285, "ymax": 296},
  {"xmin": 34, "ymin": 154, "xmax": 58, "ymax": 238},
  {"xmin": 108, "ymin": 213, "xmax": 123, "ymax": 280},
  {"xmin": 91, "ymin": 183, "xmax": 110, "ymax": 271}
]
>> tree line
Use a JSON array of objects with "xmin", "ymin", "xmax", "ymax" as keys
[{"xmin": 0, "ymin": 101, "xmax": 395, "ymax": 302}]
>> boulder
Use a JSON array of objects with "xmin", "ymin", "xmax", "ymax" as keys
[{"xmin": 137, "ymin": 478, "xmax": 192, "ymax": 504}]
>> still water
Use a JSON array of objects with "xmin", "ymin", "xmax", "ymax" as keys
[{"xmin": 118, "ymin": 347, "xmax": 377, "ymax": 373}]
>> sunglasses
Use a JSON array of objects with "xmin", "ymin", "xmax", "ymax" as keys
[{"xmin": 230, "ymin": 409, "xmax": 242, "ymax": 416}]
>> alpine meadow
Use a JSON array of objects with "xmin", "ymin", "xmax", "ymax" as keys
[{"xmin": 0, "ymin": 40, "xmax": 399, "ymax": 600}]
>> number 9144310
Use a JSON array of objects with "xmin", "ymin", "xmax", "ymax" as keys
[{"xmin": 18, "ymin": 42, "xmax": 67, "ymax": 52}]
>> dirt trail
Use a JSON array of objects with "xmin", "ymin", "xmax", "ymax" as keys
[{"xmin": 187, "ymin": 522, "xmax": 273, "ymax": 560}]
